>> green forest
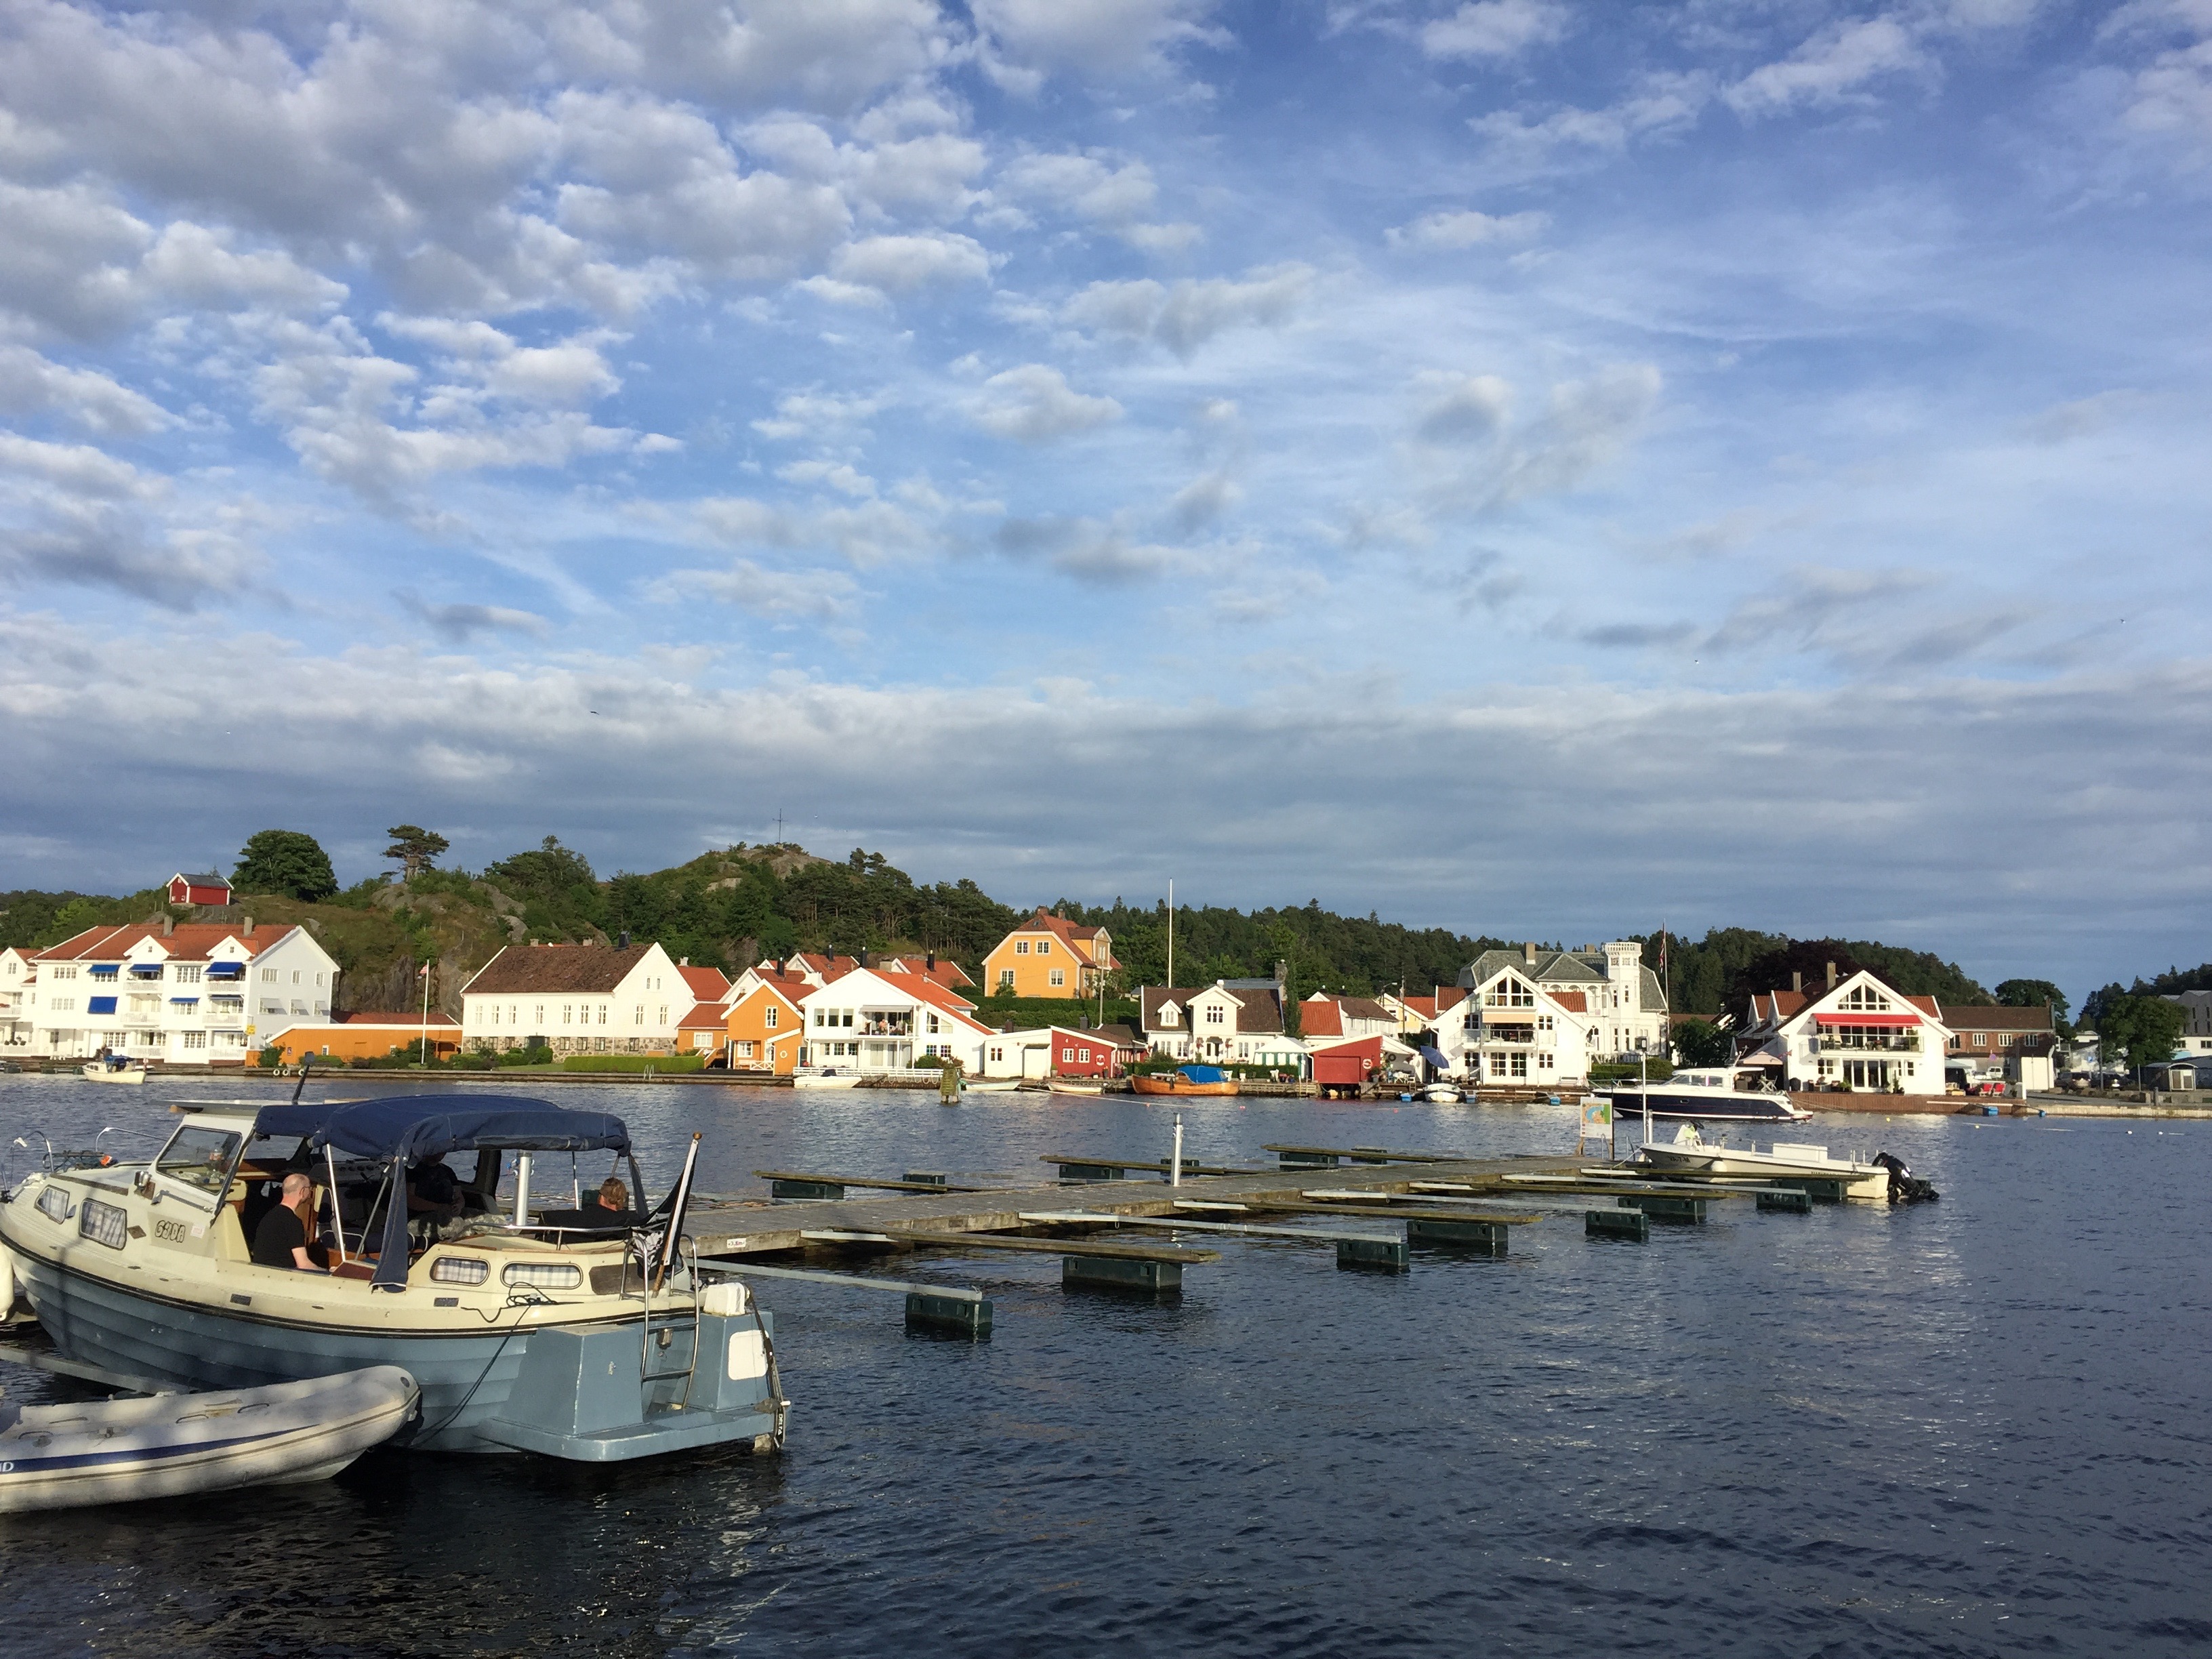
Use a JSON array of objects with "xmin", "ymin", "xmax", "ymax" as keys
[{"xmin": 0, "ymin": 830, "xmax": 2064, "ymax": 1024}]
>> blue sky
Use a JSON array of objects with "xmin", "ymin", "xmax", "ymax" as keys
[{"xmin": 2, "ymin": 0, "xmax": 2209, "ymax": 1001}]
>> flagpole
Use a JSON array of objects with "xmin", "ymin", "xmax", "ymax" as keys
[{"xmin": 419, "ymin": 960, "xmax": 431, "ymax": 1065}]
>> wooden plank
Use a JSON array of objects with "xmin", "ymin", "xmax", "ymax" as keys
[
  {"xmin": 700, "ymin": 1261, "xmax": 985, "ymax": 1302},
  {"xmin": 895, "ymin": 1229, "xmax": 1218, "ymax": 1264},
  {"xmin": 756, "ymin": 1169, "xmax": 996, "ymax": 1193},
  {"xmin": 1263, "ymin": 1143, "xmax": 1471, "ymax": 1162},
  {"xmin": 1263, "ymin": 1199, "xmax": 1540, "ymax": 1225},
  {"xmin": 1040, "ymin": 1153, "xmax": 1264, "ymax": 1176},
  {"xmin": 1015, "ymin": 1210, "xmax": 1399, "ymax": 1247}
]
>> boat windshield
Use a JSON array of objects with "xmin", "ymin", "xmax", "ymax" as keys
[{"xmin": 155, "ymin": 1124, "xmax": 245, "ymax": 1193}]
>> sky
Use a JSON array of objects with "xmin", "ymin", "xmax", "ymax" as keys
[{"xmin": 2, "ymin": 0, "xmax": 2209, "ymax": 1001}]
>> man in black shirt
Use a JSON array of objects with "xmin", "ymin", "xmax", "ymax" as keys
[{"xmin": 251, "ymin": 1172, "xmax": 327, "ymax": 1271}]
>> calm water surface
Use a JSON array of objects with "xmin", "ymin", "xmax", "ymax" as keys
[{"xmin": 1, "ymin": 1074, "xmax": 2205, "ymax": 1658}]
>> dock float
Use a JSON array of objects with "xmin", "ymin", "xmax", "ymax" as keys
[
  {"xmin": 1043, "ymin": 1154, "xmax": 1265, "ymax": 1182},
  {"xmin": 1586, "ymin": 1209, "xmax": 1650, "ymax": 1242},
  {"xmin": 703, "ymin": 1261, "xmax": 994, "ymax": 1336},
  {"xmin": 758, "ymin": 1169, "xmax": 997, "ymax": 1200},
  {"xmin": 1263, "ymin": 1144, "xmax": 1470, "ymax": 1166}
]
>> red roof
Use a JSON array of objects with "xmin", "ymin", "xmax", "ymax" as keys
[
  {"xmin": 1003, "ymin": 910, "xmax": 1121, "ymax": 969},
  {"xmin": 1309, "ymin": 1036, "xmax": 1385, "ymax": 1061},
  {"xmin": 873, "ymin": 968, "xmax": 982, "ymax": 1021},
  {"xmin": 1301, "ymin": 1000, "xmax": 1345, "ymax": 1037},
  {"xmin": 678, "ymin": 965, "xmax": 731, "ymax": 1000},
  {"xmin": 36, "ymin": 922, "xmax": 298, "ymax": 963},
  {"xmin": 1552, "ymin": 991, "xmax": 1587, "ymax": 1013},
  {"xmin": 678, "ymin": 1000, "xmax": 726, "ymax": 1031},
  {"xmin": 327, "ymin": 1010, "xmax": 459, "ymax": 1027}
]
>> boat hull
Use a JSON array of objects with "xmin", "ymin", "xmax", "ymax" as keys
[
  {"xmin": 1130, "ymin": 1077, "xmax": 1239, "ymax": 1097},
  {"xmin": 3, "ymin": 1237, "xmax": 781, "ymax": 1458},
  {"xmin": 790, "ymin": 1074, "xmax": 859, "ymax": 1090},
  {"xmin": 1601, "ymin": 1088, "xmax": 1806, "ymax": 1124},
  {"xmin": 80, "ymin": 1065, "xmax": 148, "ymax": 1085},
  {"xmin": 1634, "ymin": 1143, "xmax": 1891, "ymax": 1200},
  {"xmin": 0, "ymin": 1366, "xmax": 417, "ymax": 1513}
]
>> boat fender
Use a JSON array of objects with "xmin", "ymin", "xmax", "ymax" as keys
[{"xmin": 0, "ymin": 1234, "xmax": 18, "ymax": 1319}]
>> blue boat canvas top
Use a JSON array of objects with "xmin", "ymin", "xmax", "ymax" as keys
[
  {"xmin": 251, "ymin": 1096, "xmax": 634, "ymax": 1288},
  {"xmin": 1177, "ymin": 1065, "xmax": 1227, "ymax": 1084}
]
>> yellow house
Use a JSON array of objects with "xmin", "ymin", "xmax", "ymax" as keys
[
  {"xmin": 982, "ymin": 909, "xmax": 1120, "ymax": 999},
  {"xmin": 721, "ymin": 975, "xmax": 806, "ymax": 1074}
]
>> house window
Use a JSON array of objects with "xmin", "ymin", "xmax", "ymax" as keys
[
  {"xmin": 658, "ymin": 1006, "xmax": 668, "ymax": 1025},
  {"xmin": 926, "ymin": 1013, "xmax": 940, "ymax": 1033},
  {"xmin": 1036, "ymin": 941, "xmax": 1051, "ymax": 956},
  {"xmin": 1015, "ymin": 941, "xmax": 1029, "ymax": 955},
  {"xmin": 1049, "ymin": 969, "xmax": 1065, "ymax": 988},
  {"xmin": 1204, "ymin": 1006, "xmax": 1225, "ymax": 1025},
  {"xmin": 815, "ymin": 1010, "xmax": 826, "ymax": 1027},
  {"xmin": 1537, "ymin": 1015, "xmax": 1553, "ymax": 1032},
  {"xmin": 765, "ymin": 1007, "xmax": 778, "ymax": 1029},
  {"xmin": 562, "ymin": 1006, "xmax": 572, "ymax": 1025},
  {"xmin": 1063, "ymin": 1047, "xmax": 1075, "ymax": 1063},
  {"xmin": 535, "ymin": 1005, "xmax": 546, "ymax": 1025},
  {"xmin": 182, "ymin": 1031, "xmax": 206, "ymax": 1049},
  {"xmin": 598, "ymin": 1005, "xmax": 607, "ymax": 1025},
  {"xmin": 1538, "ymin": 1052, "xmax": 1553, "ymax": 1069},
  {"xmin": 262, "ymin": 969, "xmax": 277, "ymax": 982},
  {"xmin": 990, "ymin": 1047, "xmax": 1004, "ymax": 1062},
  {"xmin": 1511, "ymin": 1053, "xmax": 1528, "ymax": 1078},
  {"xmin": 1486, "ymin": 978, "xmax": 1534, "ymax": 1008},
  {"xmin": 54, "ymin": 966, "xmax": 77, "ymax": 981},
  {"xmin": 1974, "ymin": 1033, "xmax": 1987, "ymax": 1048},
  {"xmin": 291, "ymin": 971, "xmax": 300, "ymax": 984},
  {"xmin": 998, "ymin": 969, "xmax": 1015, "ymax": 989},
  {"xmin": 315, "ymin": 972, "xmax": 325, "ymax": 985}
]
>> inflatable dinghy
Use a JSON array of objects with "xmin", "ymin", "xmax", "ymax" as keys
[{"xmin": 0, "ymin": 1365, "xmax": 417, "ymax": 1513}]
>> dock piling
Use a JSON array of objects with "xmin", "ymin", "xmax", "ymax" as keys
[
  {"xmin": 1406, "ymin": 1217, "xmax": 1509, "ymax": 1255},
  {"xmin": 1586, "ymin": 1209, "xmax": 1650, "ymax": 1242},
  {"xmin": 1335, "ymin": 1236, "xmax": 1410, "ymax": 1272},
  {"xmin": 1063, "ymin": 1256, "xmax": 1183, "ymax": 1294},
  {"xmin": 1619, "ymin": 1195, "xmax": 1708, "ymax": 1223},
  {"xmin": 1757, "ymin": 1189, "xmax": 1814, "ymax": 1214},
  {"xmin": 905, "ymin": 1291, "xmax": 992, "ymax": 1336},
  {"xmin": 771, "ymin": 1178, "xmax": 846, "ymax": 1201},
  {"xmin": 901, "ymin": 1171, "xmax": 948, "ymax": 1187}
]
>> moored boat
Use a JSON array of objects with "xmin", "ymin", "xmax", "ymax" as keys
[
  {"xmin": 790, "ymin": 1069, "xmax": 861, "ymax": 1090},
  {"xmin": 1631, "ymin": 1128, "xmax": 1893, "ymax": 1201},
  {"xmin": 1046, "ymin": 1080, "xmax": 1106, "ymax": 1097},
  {"xmin": 1131, "ymin": 1064, "xmax": 1239, "ymax": 1098},
  {"xmin": 1602, "ymin": 1066, "xmax": 1808, "ymax": 1124},
  {"xmin": 1419, "ymin": 1084, "xmax": 1463, "ymax": 1103},
  {"xmin": 0, "ymin": 1095, "xmax": 786, "ymax": 1462},
  {"xmin": 959, "ymin": 1078, "xmax": 1022, "ymax": 1094},
  {"xmin": 0, "ymin": 1366, "xmax": 417, "ymax": 1513},
  {"xmin": 80, "ymin": 1059, "xmax": 148, "ymax": 1085}
]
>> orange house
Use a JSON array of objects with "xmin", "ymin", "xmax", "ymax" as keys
[
  {"xmin": 264, "ymin": 1010, "xmax": 460, "ymax": 1065},
  {"xmin": 720, "ymin": 975, "xmax": 806, "ymax": 1074},
  {"xmin": 982, "ymin": 909, "xmax": 1120, "ymax": 999}
]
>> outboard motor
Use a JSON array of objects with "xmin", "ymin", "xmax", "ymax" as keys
[{"xmin": 1872, "ymin": 1151, "xmax": 1938, "ymax": 1204}]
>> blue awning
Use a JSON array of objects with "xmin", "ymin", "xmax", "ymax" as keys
[
  {"xmin": 130, "ymin": 965, "xmax": 163, "ymax": 977},
  {"xmin": 87, "ymin": 996, "xmax": 118, "ymax": 1015},
  {"xmin": 88, "ymin": 967, "xmax": 119, "ymax": 979},
  {"xmin": 274, "ymin": 1096, "xmax": 634, "ymax": 1290},
  {"xmin": 169, "ymin": 996, "xmax": 199, "ymax": 1004},
  {"xmin": 206, "ymin": 963, "xmax": 245, "ymax": 979}
]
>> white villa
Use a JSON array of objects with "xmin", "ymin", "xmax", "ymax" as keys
[
  {"xmin": 1443, "ymin": 966, "xmax": 1597, "ymax": 1088},
  {"xmin": 1457, "ymin": 941, "xmax": 1668, "ymax": 1058},
  {"xmin": 1736, "ymin": 968, "xmax": 1953, "ymax": 1093},
  {"xmin": 797, "ymin": 966, "xmax": 990, "ymax": 1071},
  {"xmin": 1139, "ymin": 981, "xmax": 1307, "ymax": 1071},
  {"xmin": 26, "ymin": 919, "xmax": 340, "ymax": 1065},
  {"xmin": 459, "ymin": 941, "xmax": 690, "ymax": 1054}
]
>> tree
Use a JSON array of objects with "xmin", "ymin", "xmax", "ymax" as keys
[
  {"xmin": 384, "ymin": 825, "xmax": 451, "ymax": 880},
  {"xmin": 1673, "ymin": 1019, "xmax": 1736, "ymax": 1066},
  {"xmin": 233, "ymin": 830, "xmax": 337, "ymax": 901},
  {"xmin": 1994, "ymin": 978, "xmax": 2070, "ymax": 1029},
  {"xmin": 2091, "ymin": 994, "xmax": 2185, "ymax": 1071}
]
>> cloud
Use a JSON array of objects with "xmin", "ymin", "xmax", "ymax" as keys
[
  {"xmin": 750, "ymin": 389, "xmax": 886, "ymax": 441},
  {"xmin": 1469, "ymin": 74, "xmax": 1711, "ymax": 163},
  {"xmin": 993, "ymin": 150, "xmax": 1197, "ymax": 248},
  {"xmin": 1061, "ymin": 264, "xmax": 1313, "ymax": 359},
  {"xmin": 967, "ymin": 365, "xmax": 1123, "ymax": 443},
  {"xmin": 1491, "ymin": 364, "xmax": 1662, "ymax": 504},
  {"xmin": 1169, "ymin": 471, "xmax": 1241, "ymax": 531},
  {"xmin": 1386, "ymin": 209, "xmax": 1549, "ymax": 250},
  {"xmin": 395, "ymin": 590, "xmax": 551, "ymax": 642},
  {"xmin": 826, "ymin": 231, "xmax": 991, "ymax": 293},
  {"xmin": 973, "ymin": 0, "xmax": 1229, "ymax": 80},
  {"xmin": 2018, "ymin": 390, "xmax": 2143, "ymax": 445},
  {"xmin": 0, "ymin": 346, "xmax": 171, "ymax": 436},
  {"xmin": 1725, "ymin": 16, "xmax": 1930, "ymax": 118},
  {"xmin": 1414, "ymin": 373, "xmax": 1513, "ymax": 445},
  {"xmin": 693, "ymin": 494, "xmax": 930, "ymax": 565},
  {"xmin": 1420, "ymin": 1, "xmax": 1572, "ymax": 61},
  {"xmin": 657, "ymin": 556, "xmax": 864, "ymax": 622},
  {"xmin": 995, "ymin": 515, "xmax": 1172, "ymax": 582}
]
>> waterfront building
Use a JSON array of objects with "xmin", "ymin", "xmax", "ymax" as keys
[
  {"xmin": 459, "ymin": 941, "xmax": 687, "ymax": 1055},
  {"xmin": 1449, "ymin": 966, "xmax": 1596, "ymax": 1087},
  {"xmin": 264, "ymin": 1010, "xmax": 461, "ymax": 1065},
  {"xmin": 2161, "ymin": 989, "xmax": 2212, "ymax": 1056},
  {"xmin": 1736, "ymin": 968, "xmax": 1954, "ymax": 1092},
  {"xmin": 1140, "ymin": 980, "xmax": 1307, "ymax": 1071},
  {"xmin": 983, "ymin": 910, "xmax": 1119, "ymax": 998},
  {"xmin": 797, "ymin": 966, "xmax": 991, "ymax": 1071},
  {"xmin": 1, "ymin": 947, "xmax": 33, "ymax": 1049},
  {"xmin": 865, "ymin": 951, "xmax": 976, "ymax": 991},
  {"xmin": 1457, "ymin": 940, "xmax": 1668, "ymax": 1057},
  {"xmin": 27, "ymin": 919, "xmax": 340, "ymax": 1065},
  {"xmin": 1943, "ymin": 1006, "xmax": 2057, "ymax": 1065},
  {"xmin": 719, "ymin": 975, "xmax": 808, "ymax": 1073},
  {"xmin": 978, "ymin": 1023, "xmax": 1145, "ymax": 1080},
  {"xmin": 1298, "ymin": 993, "xmax": 1400, "ymax": 1042}
]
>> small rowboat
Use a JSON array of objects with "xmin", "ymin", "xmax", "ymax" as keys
[
  {"xmin": 960, "ymin": 1078, "xmax": 1023, "ymax": 1094},
  {"xmin": 80, "ymin": 1061, "xmax": 148, "ymax": 1085},
  {"xmin": 0, "ymin": 1366, "xmax": 419, "ymax": 1513}
]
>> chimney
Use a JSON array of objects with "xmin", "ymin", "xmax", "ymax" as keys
[
  {"xmin": 618, "ymin": 930, "xmax": 630, "ymax": 949},
  {"xmin": 243, "ymin": 916, "xmax": 255, "ymax": 937},
  {"xmin": 926, "ymin": 951, "xmax": 936, "ymax": 972},
  {"xmin": 679, "ymin": 956, "xmax": 689, "ymax": 967},
  {"xmin": 1825, "ymin": 960, "xmax": 1837, "ymax": 990},
  {"xmin": 161, "ymin": 914, "xmax": 174, "ymax": 937},
  {"xmin": 1791, "ymin": 970, "xmax": 1802, "ymax": 994},
  {"xmin": 1523, "ymin": 941, "xmax": 1537, "ymax": 964}
]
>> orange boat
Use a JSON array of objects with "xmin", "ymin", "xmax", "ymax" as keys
[{"xmin": 1131, "ymin": 1065, "xmax": 1240, "ymax": 1097}]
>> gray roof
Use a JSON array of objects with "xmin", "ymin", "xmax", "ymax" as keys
[{"xmin": 1456, "ymin": 946, "xmax": 1666, "ymax": 1012}]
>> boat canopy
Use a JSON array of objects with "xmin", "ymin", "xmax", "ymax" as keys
[
  {"xmin": 1178, "ymin": 1064, "xmax": 1226, "ymax": 1084},
  {"xmin": 251, "ymin": 1096, "xmax": 634, "ymax": 1291}
]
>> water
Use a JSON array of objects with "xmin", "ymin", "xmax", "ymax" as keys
[{"xmin": 2, "ymin": 1074, "xmax": 2207, "ymax": 1658}]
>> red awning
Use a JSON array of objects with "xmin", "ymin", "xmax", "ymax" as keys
[{"xmin": 1815, "ymin": 1012, "xmax": 1920, "ymax": 1027}]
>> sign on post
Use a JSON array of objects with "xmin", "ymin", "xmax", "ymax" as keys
[{"xmin": 1578, "ymin": 1094, "xmax": 1614, "ymax": 1160}]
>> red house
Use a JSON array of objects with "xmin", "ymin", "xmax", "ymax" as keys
[
  {"xmin": 165, "ymin": 871, "xmax": 232, "ymax": 907},
  {"xmin": 1311, "ymin": 1036, "xmax": 1384, "ymax": 1090}
]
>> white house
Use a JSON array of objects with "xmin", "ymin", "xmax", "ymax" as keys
[
  {"xmin": 3, "ymin": 947, "xmax": 39, "ymax": 1048},
  {"xmin": 1298, "ymin": 994, "xmax": 1401, "ymax": 1042},
  {"xmin": 1141, "ymin": 981, "xmax": 1307, "ymax": 1072},
  {"xmin": 28, "ymin": 919, "xmax": 340, "ymax": 1065},
  {"xmin": 1445, "ymin": 966, "xmax": 1597, "ymax": 1088},
  {"xmin": 459, "ymin": 941, "xmax": 689, "ymax": 1055},
  {"xmin": 1458, "ymin": 941, "xmax": 1668, "ymax": 1057},
  {"xmin": 1736, "ymin": 968, "xmax": 1952, "ymax": 1093},
  {"xmin": 797, "ymin": 966, "xmax": 991, "ymax": 1071}
]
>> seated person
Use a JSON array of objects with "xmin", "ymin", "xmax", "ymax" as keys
[
  {"xmin": 581, "ymin": 1176, "xmax": 633, "ymax": 1226},
  {"xmin": 251, "ymin": 1172, "xmax": 330, "ymax": 1271}
]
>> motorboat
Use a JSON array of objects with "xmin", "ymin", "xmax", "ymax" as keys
[
  {"xmin": 1131, "ymin": 1065, "xmax": 1239, "ymax": 1098},
  {"xmin": 0, "ymin": 1094, "xmax": 787, "ymax": 1462},
  {"xmin": 0, "ymin": 1366, "xmax": 417, "ymax": 1513},
  {"xmin": 1603, "ymin": 1067, "xmax": 1808, "ymax": 1124},
  {"xmin": 81, "ymin": 1059, "xmax": 148, "ymax": 1085},
  {"xmin": 959, "ymin": 1078, "xmax": 1023, "ymax": 1094},
  {"xmin": 1046, "ymin": 1080, "xmax": 1106, "ymax": 1097},
  {"xmin": 1631, "ymin": 1126, "xmax": 1893, "ymax": 1201},
  {"xmin": 1420, "ymin": 1084, "xmax": 1463, "ymax": 1103},
  {"xmin": 790, "ymin": 1069, "xmax": 860, "ymax": 1090}
]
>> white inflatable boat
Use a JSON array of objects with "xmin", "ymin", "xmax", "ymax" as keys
[{"xmin": 0, "ymin": 1366, "xmax": 418, "ymax": 1513}]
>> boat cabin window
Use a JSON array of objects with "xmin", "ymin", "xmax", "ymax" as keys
[{"xmin": 155, "ymin": 1125, "xmax": 245, "ymax": 1193}]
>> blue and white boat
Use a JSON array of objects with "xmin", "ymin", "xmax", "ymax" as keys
[
  {"xmin": 1601, "ymin": 1066, "xmax": 1809, "ymax": 1124},
  {"xmin": 0, "ymin": 1096, "xmax": 785, "ymax": 1462}
]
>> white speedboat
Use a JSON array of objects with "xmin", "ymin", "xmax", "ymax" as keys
[
  {"xmin": 960, "ymin": 1078, "xmax": 1023, "ymax": 1094},
  {"xmin": 1419, "ymin": 1084, "xmax": 1463, "ymax": 1103},
  {"xmin": 0, "ymin": 1366, "xmax": 417, "ymax": 1513},
  {"xmin": 790, "ymin": 1069, "xmax": 860, "ymax": 1090},
  {"xmin": 81, "ymin": 1060, "xmax": 148, "ymax": 1085},
  {"xmin": 1632, "ymin": 1128, "xmax": 1892, "ymax": 1201},
  {"xmin": 0, "ymin": 1094, "xmax": 787, "ymax": 1461},
  {"xmin": 1603, "ymin": 1066, "xmax": 1808, "ymax": 1124}
]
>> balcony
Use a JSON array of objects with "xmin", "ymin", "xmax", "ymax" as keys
[{"xmin": 1818, "ymin": 1033, "xmax": 1920, "ymax": 1052}]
